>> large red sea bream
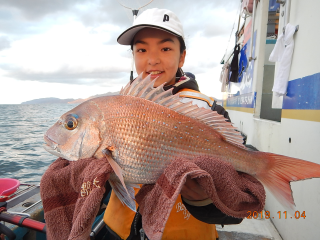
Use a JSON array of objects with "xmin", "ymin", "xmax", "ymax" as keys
[{"xmin": 43, "ymin": 74, "xmax": 320, "ymax": 212}]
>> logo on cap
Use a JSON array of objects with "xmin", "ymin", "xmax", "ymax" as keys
[{"xmin": 163, "ymin": 14, "xmax": 169, "ymax": 22}]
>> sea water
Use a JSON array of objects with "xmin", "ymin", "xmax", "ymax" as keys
[{"xmin": 0, "ymin": 104, "xmax": 77, "ymax": 184}]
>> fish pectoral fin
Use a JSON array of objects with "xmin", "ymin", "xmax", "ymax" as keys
[
  {"xmin": 103, "ymin": 148, "xmax": 129, "ymax": 193},
  {"xmin": 109, "ymin": 179, "xmax": 137, "ymax": 212},
  {"xmin": 103, "ymin": 147, "xmax": 137, "ymax": 211}
]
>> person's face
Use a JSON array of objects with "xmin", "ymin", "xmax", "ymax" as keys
[{"xmin": 133, "ymin": 28, "xmax": 186, "ymax": 87}]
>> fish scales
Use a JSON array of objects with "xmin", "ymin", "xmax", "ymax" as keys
[{"xmin": 92, "ymin": 95, "xmax": 252, "ymax": 184}]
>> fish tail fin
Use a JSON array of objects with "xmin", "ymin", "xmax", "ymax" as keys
[{"xmin": 255, "ymin": 152, "xmax": 320, "ymax": 210}]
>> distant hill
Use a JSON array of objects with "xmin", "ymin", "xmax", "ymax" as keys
[
  {"xmin": 21, "ymin": 92, "xmax": 119, "ymax": 105},
  {"xmin": 68, "ymin": 92, "xmax": 119, "ymax": 104},
  {"xmin": 21, "ymin": 97, "xmax": 75, "ymax": 104}
]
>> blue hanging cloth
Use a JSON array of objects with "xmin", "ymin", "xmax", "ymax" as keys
[{"xmin": 238, "ymin": 43, "xmax": 248, "ymax": 83}]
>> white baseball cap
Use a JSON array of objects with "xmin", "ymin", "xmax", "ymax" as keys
[{"xmin": 117, "ymin": 8, "xmax": 185, "ymax": 45}]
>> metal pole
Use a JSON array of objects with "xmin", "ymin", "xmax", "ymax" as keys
[
  {"xmin": 249, "ymin": 0, "xmax": 257, "ymax": 61},
  {"xmin": 130, "ymin": 10, "xmax": 139, "ymax": 82}
]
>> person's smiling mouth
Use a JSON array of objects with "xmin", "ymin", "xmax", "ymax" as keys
[{"xmin": 147, "ymin": 70, "xmax": 164, "ymax": 78}]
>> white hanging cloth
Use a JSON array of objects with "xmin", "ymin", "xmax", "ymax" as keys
[{"xmin": 269, "ymin": 23, "xmax": 296, "ymax": 96}]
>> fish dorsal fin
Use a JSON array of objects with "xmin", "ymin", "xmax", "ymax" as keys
[{"xmin": 120, "ymin": 74, "xmax": 246, "ymax": 149}]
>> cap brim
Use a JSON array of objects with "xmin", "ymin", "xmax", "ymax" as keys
[{"xmin": 117, "ymin": 24, "xmax": 181, "ymax": 45}]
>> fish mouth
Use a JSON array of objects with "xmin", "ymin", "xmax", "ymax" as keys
[
  {"xmin": 43, "ymin": 135, "xmax": 64, "ymax": 157},
  {"xmin": 44, "ymin": 135, "xmax": 58, "ymax": 150}
]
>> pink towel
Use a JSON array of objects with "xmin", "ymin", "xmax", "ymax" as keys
[
  {"xmin": 40, "ymin": 157, "xmax": 113, "ymax": 240},
  {"xmin": 136, "ymin": 156, "xmax": 266, "ymax": 240}
]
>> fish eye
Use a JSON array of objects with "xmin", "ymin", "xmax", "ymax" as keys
[{"xmin": 64, "ymin": 114, "xmax": 78, "ymax": 130}]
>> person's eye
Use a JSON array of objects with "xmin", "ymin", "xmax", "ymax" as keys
[
  {"xmin": 162, "ymin": 47, "xmax": 171, "ymax": 52},
  {"xmin": 137, "ymin": 49, "xmax": 146, "ymax": 53}
]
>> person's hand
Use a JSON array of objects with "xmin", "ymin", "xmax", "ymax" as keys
[{"xmin": 180, "ymin": 176, "xmax": 209, "ymax": 201}]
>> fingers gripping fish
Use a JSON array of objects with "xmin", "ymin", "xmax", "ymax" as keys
[{"xmin": 44, "ymin": 73, "xmax": 320, "ymax": 212}]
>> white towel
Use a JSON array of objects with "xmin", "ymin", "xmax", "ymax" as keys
[{"xmin": 269, "ymin": 23, "xmax": 296, "ymax": 95}]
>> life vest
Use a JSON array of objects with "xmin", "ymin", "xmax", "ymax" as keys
[{"xmin": 103, "ymin": 187, "xmax": 218, "ymax": 240}]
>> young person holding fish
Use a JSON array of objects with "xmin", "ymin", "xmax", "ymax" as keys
[{"xmin": 102, "ymin": 8, "xmax": 258, "ymax": 240}]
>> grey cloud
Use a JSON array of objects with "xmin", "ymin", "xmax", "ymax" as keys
[
  {"xmin": 0, "ymin": 36, "xmax": 10, "ymax": 51},
  {"xmin": 0, "ymin": 0, "xmax": 86, "ymax": 20},
  {"xmin": 76, "ymin": 2, "xmax": 133, "ymax": 28},
  {"xmin": 0, "ymin": 7, "xmax": 64, "ymax": 36},
  {"xmin": 201, "ymin": 23, "xmax": 231, "ymax": 38},
  {"xmin": 1, "ymin": 64, "xmax": 130, "ymax": 86},
  {"xmin": 0, "ymin": 0, "xmax": 239, "ymax": 38}
]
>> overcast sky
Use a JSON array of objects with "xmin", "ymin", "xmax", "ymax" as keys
[{"xmin": 0, "ymin": 0, "xmax": 239, "ymax": 104}]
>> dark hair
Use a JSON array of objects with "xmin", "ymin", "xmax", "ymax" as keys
[
  {"xmin": 130, "ymin": 36, "xmax": 186, "ymax": 54},
  {"xmin": 177, "ymin": 36, "xmax": 186, "ymax": 54}
]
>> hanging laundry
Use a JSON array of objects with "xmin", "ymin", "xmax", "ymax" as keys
[
  {"xmin": 220, "ymin": 62, "xmax": 230, "ymax": 92},
  {"xmin": 229, "ymin": 44, "xmax": 240, "ymax": 83},
  {"xmin": 238, "ymin": 43, "xmax": 248, "ymax": 82},
  {"xmin": 269, "ymin": 23, "xmax": 296, "ymax": 95}
]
